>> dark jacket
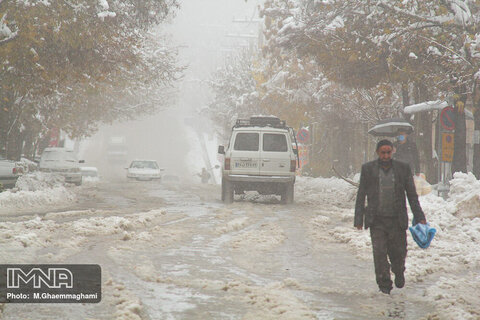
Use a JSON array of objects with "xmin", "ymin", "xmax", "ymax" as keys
[
  {"xmin": 354, "ymin": 159, "xmax": 425, "ymax": 230},
  {"xmin": 393, "ymin": 138, "xmax": 420, "ymax": 175}
]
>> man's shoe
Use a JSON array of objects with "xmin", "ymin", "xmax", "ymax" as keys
[
  {"xmin": 395, "ymin": 273, "xmax": 405, "ymax": 288},
  {"xmin": 379, "ymin": 287, "xmax": 391, "ymax": 294}
]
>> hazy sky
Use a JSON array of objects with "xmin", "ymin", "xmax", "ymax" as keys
[{"xmin": 83, "ymin": 0, "xmax": 264, "ymax": 178}]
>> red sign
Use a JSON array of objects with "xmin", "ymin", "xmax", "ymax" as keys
[
  {"xmin": 440, "ymin": 106, "xmax": 455, "ymax": 131},
  {"xmin": 48, "ymin": 128, "xmax": 60, "ymax": 147},
  {"xmin": 296, "ymin": 128, "xmax": 310, "ymax": 143}
]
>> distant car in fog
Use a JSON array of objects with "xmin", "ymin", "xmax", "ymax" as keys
[
  {"xmin": 126, "ymin": 160, "xmax": 163, "ymax": 181},
  {"xmin": 106, "ymin": 135, "xmax": 128, "ymax": 164}
]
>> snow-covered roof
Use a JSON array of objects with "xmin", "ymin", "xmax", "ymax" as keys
[
  {"xmin": 404, "ymin": 100, "xmax": 473, "ymax": 120},
  {"xmin": 403, "ymin": 100, "xmax": 448, "ymax": 114}
]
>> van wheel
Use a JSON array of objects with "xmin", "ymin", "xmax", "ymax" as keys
[
  {"xmin": 222, "ymin": 179, "xmax": 234, "ymax": 204},
  {"xmin": 281, "ymin": 183, "xmax": 294, "ymax": 204}
]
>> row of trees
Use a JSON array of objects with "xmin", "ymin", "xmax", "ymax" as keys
[
  {"xmin": 0, "ymin": 0, "xmax": 183, "ymax": 160},
  {"xmin": 209, "ymin": 0, "xmax": 480, "ymax": 180}
]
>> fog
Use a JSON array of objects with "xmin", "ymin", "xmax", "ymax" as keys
[{"xmin": 81, "ymin": 0, "xmax": 263, "ymax": 181}]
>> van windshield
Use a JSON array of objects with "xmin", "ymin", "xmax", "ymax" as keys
[
  {"xmin": 234, "ymin": 133, "xmax": 259, "ymax": 151},
  {"xmin": 263, "ymin": 133, "xmax": 288, "ymax": 152}
]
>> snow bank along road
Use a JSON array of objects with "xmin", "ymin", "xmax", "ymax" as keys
[{"xmin": 0, "ymin": 174, "xmax": 479, "ymax": 319}]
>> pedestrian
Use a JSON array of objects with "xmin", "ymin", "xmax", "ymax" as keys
[
  {"xmin": 393, "ymin": 128, "xmax": 420, "ymax": 176},
  {"xmin": 198, "ymin": 168, "xmax": 211, "ymax": 184},
  {"xmin": 354, "ymin": 139, "xmax": 427, "ymax": 294}
]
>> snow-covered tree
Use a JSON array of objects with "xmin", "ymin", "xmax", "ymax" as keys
[
  {"xmin": 0, "ymin": 0, "xmax": 182, "ymax": 159},
  {"xmin": 208, "ymin": 51, "xmax": 263, "ymax": 140},
  {"xmin": 259, "ymin": 0, "xmax": 480, "ymax": 177}
]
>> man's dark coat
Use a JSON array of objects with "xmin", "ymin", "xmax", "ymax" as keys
[
  {"xmin": 354, "ymin": 159, "xmax": 425, "ymax": 230},
  {"xmin": 393, "ymin": 138, "xmax": 420, "ymax": 174}
]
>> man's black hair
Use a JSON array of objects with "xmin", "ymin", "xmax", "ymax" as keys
[{"xmin": 376, "ymin": 139, "xmax": 393, "ymax": 151}]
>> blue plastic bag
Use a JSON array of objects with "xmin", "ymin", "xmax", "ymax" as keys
[{"xmin": 409, "ymin": 222, "xmax": 436, "ymax": 249}]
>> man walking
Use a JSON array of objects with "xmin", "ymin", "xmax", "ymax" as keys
[
  {"xmin": 393, "ymin": 129, "xmax": 420, "ymax": 176},
  {"xmin": 354, "ymin": 139, "xmax": 427, "ymax": 294},
  {"xmin": 198, "ymin": 168, "xmax": 211, "ymax": 184}
]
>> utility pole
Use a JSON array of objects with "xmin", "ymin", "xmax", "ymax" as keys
[{"xmin": 230, "ymin": 16, "xmax": 263, "ymax": 51}]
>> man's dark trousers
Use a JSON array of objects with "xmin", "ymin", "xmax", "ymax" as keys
[{"xmin": 370, "ymin": 216, "xmax": 407, "ymax": 290}]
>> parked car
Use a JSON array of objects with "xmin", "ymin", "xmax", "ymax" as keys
[
  {"xmin": 80, "ymin": 166, "xmax": 99, "ymax": 178},
  {"xmin": 126, "ymin": 160, "xmax": 163, "ymax": 181},
  {"xmin": 0, "ymin": 155, "xmax": 23, "ymax": 189},
  {"xmin": 38, "ymin": 148, "xmax": 84, "ymax": 185},
  {"xmin": 218, "ymin": 116, "xmax": 299, "ymax": 204}
]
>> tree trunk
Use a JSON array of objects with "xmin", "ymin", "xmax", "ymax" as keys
[
  {"xmin": 6, "ymin": 127, "xmax": 23, "ymax": 161},
  {"xmin": 402, "ymin": 82, "xmax": 409, "ymax": 107},
  {"xmin": 473, "ymin": 111, "xmax": 480, "ymax": 178},
  {"xmin": 412, "ymin": 82, "xmax": 435, "ymax": 182},
  {"xmin": 452, "ymin": 86, "xmax": 468, "ymax": 174},
  {"xmin": 472, "ymin": 76, "xmax": 480, "ymax": 178},
  {"xmin": 22, "ymin": 130, "xmax": 35, "ymax": 160}
]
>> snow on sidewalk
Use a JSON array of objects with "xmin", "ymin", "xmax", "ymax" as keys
[{"xmin": 297, "ymin": 172, "xmax": 480, "ymax": 319}]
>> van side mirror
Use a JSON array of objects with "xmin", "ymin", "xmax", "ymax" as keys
[
  {"xmin": 293, "ymin": 149, "xmax": 298, "ymax": 155},
  {"xmin": 218, "ymin": 145, "xmax": 225, "ymax": 154},
  {"xmin": 79, "ymin": 160, "xmax": 85, "ymax": 163}
]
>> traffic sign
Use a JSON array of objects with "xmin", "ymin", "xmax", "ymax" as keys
[
  {"xmin": 440, "ymin": 106, "xmax": 455, "ymax": 131},
  {"xmin": 297, "ymin": 145, "xmax": 309, "ymax": 174},
  {"xmin": 441, "ymin": 132, "xmax": 454, "ymax": 162},
  {"xmin": 296, "ymin": 128, "xmax": 310, "ymax": 143}
]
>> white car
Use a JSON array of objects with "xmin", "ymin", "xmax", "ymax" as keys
[
  {"xmin": 38, "ymin": 148, "xmax": 84, "ymax": 185},
  {"xmin": 126, "ymin": 160, "xmax": 163, "ymax": 181},
  {"xmin": 0, "ymin": 156, "xmax": 23, "ymax": 189}
]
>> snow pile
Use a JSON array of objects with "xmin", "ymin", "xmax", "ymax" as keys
[
  {"xmin": 216, "ymin": 216, "xmax": 249, "ymax": 234},
  {"xmin": 104, "ymin": 279, "xmax": 145, "ymax": 320},
  {"xmin": 0, "ymin": 217, "xmax": 63, "ymax": 263},
  {"xmin": 71, "ymin": 216, "xmax": 133, "ymax": 236},
  {"xmin": 0, "ymin": 172, "xmax": 75, "ymax": 212},
  {"xmin": 0, "ymin": 15, "xmax": 14, "ymax": 39},
  {"xmin": 295, "ymin": 176, "xmax": 357, "ymax": 207},
  {"xmin": 97, "ymin": 0, "xmax": 116, "ymax": 20},
  {"xmin": 231, "ymin": 223, "xmax": 285, "ymax": 251},
  {"xmin": 448, "ymin": 172, "xmax": 480, "ymax": 219},
  {"xmin": 16, "ymin": 171, "xmax": 65, "ymax": 191}
]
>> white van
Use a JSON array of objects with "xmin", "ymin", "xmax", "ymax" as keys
[
  {"xmin": 39, "ymin": 148, "xmax": 84, "ymax": 185},
  {"xmin": 218, "ymin": 116, "xmax": 299, "ymax": 204}
]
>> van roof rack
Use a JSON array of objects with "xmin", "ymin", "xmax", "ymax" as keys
[{"xmin": 234, "ymin": 116, "xmax": 287, "ymax": 129}]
